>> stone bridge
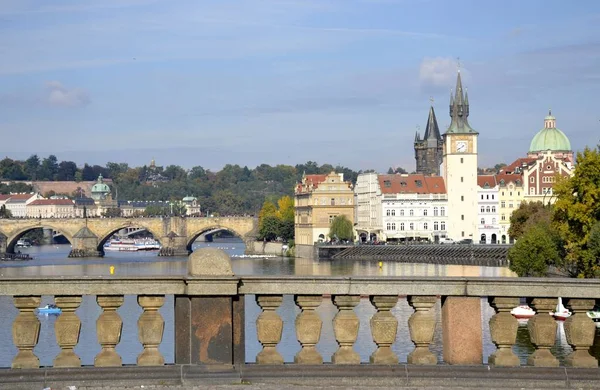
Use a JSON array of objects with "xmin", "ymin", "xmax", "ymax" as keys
[{"xmin": 0, "ymin": 217, "xmax": 258, "ymax": 257}]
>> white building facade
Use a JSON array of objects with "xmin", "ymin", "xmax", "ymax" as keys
[
  {"xmin": 354, "ymin": 173, "xmax": 383, "ymax": 242},
  {"xmin": 477, "ymin": 175, "xmax": 501, "ymax": 244}
]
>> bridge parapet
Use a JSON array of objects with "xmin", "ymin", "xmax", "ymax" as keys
[{"xmin": 2, "ymin": 258, "xmax": 600, "ymax": 387}]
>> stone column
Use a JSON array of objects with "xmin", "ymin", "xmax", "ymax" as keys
[
  {"xmin": 256, "ymin": 295, "xmax": 284, "ymax": 364},
  {"xmin": 488, "ymin": 297, "xmax": 520, "ymax": 367},
  {"xmin": 527, "ymin": 298, "xmax": 559, "ymax": 367},
  {"xmin": 294, "ymin": 295, "xmax": 323, "ymax": 364},
  {"xmin": 137, "ymin": 295, "xmax": 165, "ymax": 366},
  {"xmin": 12, "ymin": 296, "xmax": 41, "ymax": 369},
  {"xmin": 54, "ymin": 296, "xmax": 82, "ymax": 367},
  {"xmin": 565, "ymin": 298, "xmax": 598, "ymax": 368},
  {"xmin": 332, "ymin": 295, "xmax": 360, "ymax": 364},
  {"xmin": 442, "ymin": 297, "xmax": 483, "ymax": 365},
  {"xmin": 95, "ymin": 295, "xmax": 124, "ymax": 367},
  {"xmin": 369, "ymin": 295, "xmax": 399, "ymax": 364},
  {"xmin": 407, "ymin": 295, "xmax": 437, "ymax": 365},
  {"xmin": 69, "ymin": 227, "xmax": 102, "ymax": 258}
]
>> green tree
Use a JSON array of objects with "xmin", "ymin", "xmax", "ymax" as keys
[
  {"xmin": 259, "ymin": 215, "xmax": 281, "ymax": 241},
  {"xmin": 102, "ymin": 207, "xmax": 122, "ymax": 218},
  {"xmin": 57, "ymin": 161, "xmax": 78, "ymax": 181},
  {"xmin": 508, "ymin": 201, "xmax": 551, "ymax": 240},
  {"xmin": 40, "ymin": 155, "xmax": 59, "ymax": 180},
  {"xmin": 24, "ymin": 155, "xmax": 40, "ymax": 180},
  {"xmin": 553, "ymin": 147, "xmax": 600, "ymax": 277},
  {"xmin": 258, "ymin": 201, "xmax": 278, "ymax": 240},
  {"xmin": 144, "ymin": 204, "xmax": 169, "ymax": 217},
  {"xmin": 329, "ymin": 215, "xmax": 353, "ymax": 241},
  {"xmin": 508, "ymin": 222, "xmax": 561, "ymax": 277}
]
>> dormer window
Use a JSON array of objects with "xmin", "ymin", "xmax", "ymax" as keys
[
  {"xmin": 384, "ymin": 180, "xmax": 391, "ymax": 188},
  {"xmin": 415, "ymin": 180, "xmax": 423, "ymax": 187},
  {"xmin": 400, "ymin": 181, "xmax": 407, "ymax": 187}
]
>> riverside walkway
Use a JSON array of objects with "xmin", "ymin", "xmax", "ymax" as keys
[{"xmin": 2, "ymin": 248, "xmax": 600, "ymax": 389}]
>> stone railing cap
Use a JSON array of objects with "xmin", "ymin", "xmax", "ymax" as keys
[{"xmin": 188, "ymin": 247, "xmax": 234, "ymax": 276}]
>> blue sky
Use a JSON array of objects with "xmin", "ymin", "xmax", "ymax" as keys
[{"xmin": 0, "ymin": 0, "xmax": 599, "ymax": 172}]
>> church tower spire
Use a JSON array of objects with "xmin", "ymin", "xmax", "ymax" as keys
[
  {"xmin": 414, "ymin": 98, "xmax": 443, "ymax": 176},
  {"xmin": 447, "ymin": 71, "xmax": 476, "ymax": 134}
]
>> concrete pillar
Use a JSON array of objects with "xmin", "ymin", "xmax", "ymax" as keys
[
  {"xmin": 175, "ymin": 248, "xmax": 243, "ymax": 365},
  {"xmin": 488, "ymin": 297, "xmax": 520, "ymax": 367},
  {"xmin": 369, "ymin": 295, "xmax": 399, "ymax": 364},
  {"xmin": 158, "ymin": 234, "xmax": 189, "ymax": 256},
  {"xmin": 54, "ymin": 296, "xmax": 82, "ymax": 367},
  {"xmin": 294, "ymin": 295, "xmax": 323, "ymax": 364},
  {"xmin": 565, "ymin": 298, "xmax": 598, "ymax": 367},
  {"xmin": 95, "ymin": 296, "xmax": 124, "ymax": 367},
  {"xmin": 332, "ymin": 295, "xmax": 361, "ymax": 364},
  {"xmin": 256, "ymin": 295, "xmax": 284, "ymax": 364},
  {"xmin": 408, "ymin": 296, "xmax": 437, "ymax": 365},
  {"xmin": 69, "ymin": 227, "xmax": 103, "ymax": 258},
  {"xmin": 527, "ymin": 298, "xmax": 559, "ymax": 367},
  {"xmin": 137, "ymin": 296, "xmax": 165, "ymax": 366},
  {"xmin": 442, "ymin": 296, "xmax": 483, "ymax": 365},
  {"xmin": 12, "ymin": 296, "xmax": 41, "ymax": 369}
]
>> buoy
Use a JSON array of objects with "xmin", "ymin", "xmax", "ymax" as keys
[
  {"xmin": 378, "ymin": 261, "xmax": 383, "ymax": 268},
  {"xmin": 109, "ymin": 265, "xmax": 115, "ymax": 275}
]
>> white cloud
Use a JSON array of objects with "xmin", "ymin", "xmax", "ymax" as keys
[
  {"xmin": 419, "ymin": 57, "xmax": 464, "ymax": 89},
  {"xmin": 44, "ymin": 81, "xmax": 90, "ymax": 107}
]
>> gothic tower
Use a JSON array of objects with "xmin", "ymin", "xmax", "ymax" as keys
[
  {"xmin": 414, "ymin": 103, "xmax": 443, "ymax": 175},
  {"xmin": 442, "ymin": 70, "xmax": 479, "ymax": 241}
]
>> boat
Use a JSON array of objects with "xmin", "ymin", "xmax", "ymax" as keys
[
  {"xmin": 37, "ymin": 304, "xmax": 61, "ymax": 315},
  {"xmin": 550, "ymin": 297, "xmax": 571, "ymax": 321},
  {"xmin": 104, "ymin": 238, "xmax": 161, "ymax": 252},
  {"xmin": 15, "ymin": 239, "xmax": 32, "ymax": 248},
  {"xmin": 587, "ymin": 307, "xmax": 600, "ymax": 323},
  {"xmin": 510, "ymin": 305, "xmax": 535, "ymax": 320}
]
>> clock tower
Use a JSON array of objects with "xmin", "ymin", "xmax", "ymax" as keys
[{"xmin": 442, "ymin": 70, "xmax": 478, "ymax": 241}]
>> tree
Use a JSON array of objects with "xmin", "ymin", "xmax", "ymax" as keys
[
  {"xmin": 57, "ymin": 161, "xmax": 78, "ymax": 181},
  {"xmin": 553, "ymin": 147, "xmax": 600, "ymax": 277},
  {"xmin": 508, "ymin": 201, "xmax": 551, "ymax": 240},
  {"xmin": 102, "ymin": 207, "xmax": 122, "ymax": 218},
  {"xmin": 0, "ymin": 204, "xmax": 12, "ymax": 218},
  {"xmin": 329, "ymin": 215, "xmax": 353, "ymax": 241},
  {"xmin": 24, "ymin": 155, "xmax": 40, "ymax": 180},
  {"xmin": 144, "ymin": 204, "xmax": 169, "ymax": 217},
  {"xmin": 387, "ymin": 166, "xmax": 408, "ymax": 175},
  {"xmin": 258, "ymin": 201, "xmax": 278, "ymax": 240},
  {"xmin": 508, "ymin": 222, "xmax": 561, "ymax": 277},
  {"xmin": 40, "ymin": 155, "xmax": 59, "ymax": 180},
  {"xmin": 276, "ymin": 196, "xmax": 294, "ymax": 222},
  {"xmin": 259, "ymin": 215, "xmax": 281, "ymax": 241}
]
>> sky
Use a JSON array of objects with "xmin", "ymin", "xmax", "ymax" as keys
[{"xmin": 0, "ymin": 0, "xmax": 599, "ymax": 172}]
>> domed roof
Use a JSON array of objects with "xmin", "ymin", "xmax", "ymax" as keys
[
  {"xmin": 91, "ymin": 174, "xmax": 110, "ymax": 193},
  {"xmin": 528, "ymin": 110, "xmax": 571, "ymax": 153}
]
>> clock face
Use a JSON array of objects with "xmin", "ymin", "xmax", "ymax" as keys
[{"xmin": 456, "ymin": 141, "xmax": 467, "ymax": 153}]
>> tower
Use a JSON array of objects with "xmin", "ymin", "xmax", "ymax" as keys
[
  {"xmin": 442, "ymin": 70, "xmax": 479, "ymax": 241},
  {"xmin": 414, "ymin": 101, "xmax": 443, "ymax": 175}
]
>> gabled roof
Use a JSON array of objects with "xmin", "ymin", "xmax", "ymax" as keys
[
  {"xmin": 378, "ymin": 174, "xmax": 446, "ymax": 194},
  {"xmin": 496, "ymin": 173, "xmax": 523, "ymax": 186},
  {"xmin": 29, "ymin": 199, "xmax": 74, "ymax": 206},
  {"xmin": 5, "ymin": 194, "xmax": 36, "ymax": 203},
  {"xmin": 503, "ymin": 157, "xmax": 537, "ymax": 174},
  {"xmin": 296, "ymin": 174, "xmax": 328, "ymax": 192},
  {"xmin": 477, "ymin": 175, "xmax": 497, "ymax": 188}
]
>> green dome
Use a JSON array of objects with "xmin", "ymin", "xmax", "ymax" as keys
[
  {"xmin": 529, "ymin": 111, "xmax": 571, "ymax": 153},
  {"xmin": 91, "ymin": 175, "xmax": 110, "ymax": 194}
]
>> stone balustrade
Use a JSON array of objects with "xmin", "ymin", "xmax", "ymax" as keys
[{"xmin": 3, "ymin": 273, "xmax": 600, "ymax": 370}]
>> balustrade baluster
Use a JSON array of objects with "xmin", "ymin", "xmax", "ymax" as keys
[
  {"xmin": 527, "ymin": 298, "xmax": 559, "ymax": 367},
  {"xmin": 137, "ymin": 295, "xmax": 165, "ymax": 366},
  {"xmin": 369, "ymin": 295, "xmax": 399, "ymax": 364},
  {"xmin": 12, "ymin": 296, "xmax": 41, "ymax": 369},
  {"xmin": 95, "ymin": 295, "xmax": 124, "ymax": 367},
  {"xmin": 294, "ymin": 295, "xmax": 323, "ymax": 364},
  {"xmin": 488, "ymin": 297, "xmax": 520, "ymax": 367},
  {"xmin": 565, "ymin": 299, "xmax": 598, "ymax": 367},
  {"xmin": 407, "ymin": 295, "xmax": 437, "ymax": 365},
  {"xmin": 332, "ymin": 295, "xmax": 360, "ymax": 364},
  {"xmin": 256, "ymin": 295, "xmax": 284, "ymax": 364},
  {"xmin": 54, "ymin": 296, "xmax": 82, "ymax": 367}
]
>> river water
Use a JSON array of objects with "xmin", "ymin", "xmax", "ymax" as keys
[{"xmin": 1, "ymin": 240, "xmax": 598, "ymax": 367}]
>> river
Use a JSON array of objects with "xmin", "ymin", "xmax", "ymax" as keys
[{"xmin": 1, "ymin": 240, "xmax": 597, "ymax": 367}]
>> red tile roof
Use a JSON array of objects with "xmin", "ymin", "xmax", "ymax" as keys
[
  {"xmin": 496, "ymin": 173, "xmax": 523, "ymax": 186},
  {"xmin": 0, "ymin": 194, "xmax": 11, "ymax": 201},
  {"xmin": 503, "ymin": 158, "xmax": 537, "ymax": 173},
  {"xmin": 296, "ymin": 174, "xmax": 329, "ymax": 192},
  {"xmin": 5, "ymin": 194, "xmax": 37, "ymax": 202},
  {"xmin": 29, "ymin": 199, "xmax": 74, "ymax": 206},
  {"xmin": 477, "ymin": 175, "xmax": 497, "ymax": 188},
  {"xmin": 378, "ymin": 174, "xmax": 446, "ymax": 194}
]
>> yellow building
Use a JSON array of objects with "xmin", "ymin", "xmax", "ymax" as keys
[
  {"xmin": 496, "ymin": 172, "xmax": 524, "ymax": 243},
  {"xmin": 294, "ymin": 172, "xmax": 354, "ymax": 245}
]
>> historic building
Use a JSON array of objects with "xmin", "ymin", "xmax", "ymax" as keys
[
  {"xmin": 354, "ymin": 172, "xmax": 383, "ymax": 242},
  {"xmin": 182, "ymin": 196, "xmax": 201, "ymax": 216},
  {"xmin": 379, "ymin": 174, "xmax": 448, "ymax": 242},
  {"xmin": 441, "ymin": 71, "xmax": 479, "ymax": 241},
  {"xmin": 2, "ymin": 193, "xmax": 43, "ymax": 218},
  {"xmin": 496, "ymin": 172, "xmax": 524, "ymax": 243},
  {"xmin": 414, "ymin": 103, "xmax": 443, "ymax": 176},
  {"xmin": 477, "ymin": 175, "xmax": 500, "ymax": 244},
  {"xmin": 294, "ymin": 172, "xmax": 354, "ymax": 245},
  {"xmin": 26, "ymin": 199, "xmax": 75, "ymax": 218}
]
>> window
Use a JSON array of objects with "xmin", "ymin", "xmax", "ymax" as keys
[
  {"xmin": 517, "ymin": 192, "xmax": 520, "ymax": 196},
  {"xmin": 509, "ymin": 203, "xmax": 513, "ymax": 208},
  {"xmin": 530, "ymin": 187, "xmax": 535, "ymax": 195},
  {"xmin": 391, "ymin": 223, "xmax": 396, "ymax": 230},
  {"xmin": 492, "ymin": 195, "xmax": 495, "ymax": 200},
  {"xmin": 409, "ymin": 223, "xmax": 414, "ymax": 230},
  {"xmin": 400, "ymin": 210, "xmax": 404, "ymax": 216},
  {"xmin": 391, "ymin": 210, "xmax": 396, "ymax": 216},
  {"xmin": 492, "ymin": 218, "xmax": 496, "ymax": 224},
  {"xmin": 440, "ymin": 207, "xmax": 445, "ymax": 216},
  {"xmin": 441, "ymin": 222, "xmax": 446, "ymax": 230},
  {"xmin": 331, "ymin": 198, "xmax": 335, "ymax": 205},
  {"xmin": 461, "ymin": 214, "xmax": 464, "ymax": 220},
  {"xmin": 502, "ymin": 214, "xmax": 506, "ymax": 221},
  {"xmin": 486, "ymin": 206, "xmax": 490, "ymax": 213},
  {"xmin": 433, "ymin": 207, "xmax": 439, "ymax": 216},
  {"xmin": 461, "ymin": 158, "xmax": 464, "ymax": 163},
  {"xmin": 423, "ymin": 209, "xmax": 428, "ymax": 216},
  {"xmin": 480, "ymin": 195, "xmax": 484, "ymax": 200},
  {"xmin": 386, "ymin": 210, "xmax": 391, "ymax": 216},
  {"xmin": 384, "ymin": 180, "xmax": 391, "ymax": 188},
  {"xmin": 410, "ymin": 209, "xmax": 414, "ymax": 216},
  {"xmin": 386, "ymin": 223, "xmax": 391, "ymax": 231},
  {"xmin": 510, "ymin": 192, "xmax": 512, "ymax": 196},
  {"xmin": 481, "ymin": 218, "xmax": 485, "ymax": 225},
  {"xmin": 424, "ymin": 222, "xmax": 428, "ymax": 230},
  {"xmin": 461, "ymin": 177, "xmax": 464, "ymax": 183},
  {"xmin": 530, "ymin": 177, "xmax": 534, "ymax": 183},
  {"xmin": 481, "ymin": 206, "xmax": 485, "ymax": 213},
  {"xmin": 462, "ymin": 231, "xmax": 465, "ymax": 237},
  {"xmin": 400, "ymin": 223, "xmax": 405, "ymax": 231},
  {"xmin": 501, "ymin": 201, "xmax": 506, "ymax": 208},
  {"xmin": 434, "ymin": 221, "xmax": 439, "ymax": 231},
  {"xmin": 461, "ymin": 195, "xmax": 464, "ymax": 201},
  {"xmin": 329, "ymin": 215, "xmax": 335, "ymax": 223},
  {"xmin": 502, "ymin": 191, "xmax": 505, "ymax": 196},
  {"xmin": 492, "ymin": 206, "xmax": 496, "ymax": 213}
]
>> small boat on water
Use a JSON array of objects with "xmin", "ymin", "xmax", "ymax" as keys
[
  {"xmin": 104, "ymin": 238, "xmax": 161, "ymax": 252},
  {"xmin": 550, "ymin": 297, "xmax": 572, "ymax": 321},
  {"xmin": 510, "ymin": 305, "xmax": 535, "ymax": 320},
  {"xmin": 37, "ymin": 304, "xmax": 61, "ymax": 315},
  {"xmin": 15, "ymin": 239, "xmax": 32, "ymax": 248}
]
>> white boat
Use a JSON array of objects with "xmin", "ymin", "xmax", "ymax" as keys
[
  {"xmin": 510, "ymin": 305, "xmax": 535, "ymax": 320},
  {"xmin": 104, "ymin": 238, "xmax": 161, "ymax": 252},
  {"xmin": 550, "ymin": 297, "xmax": 572, "ymax": 321},
  {"xmin": 16, "ymin": 239, "xmax": 32, "ymax": 248}
]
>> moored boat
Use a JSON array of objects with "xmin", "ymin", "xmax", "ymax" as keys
[
  {"xmin": 510, "ymin": 305, "xmax": 535, "ymax": 320},
  {"xmin": 37, "ymin": 304, "xmax": 61, "ymax": 315},
  {"xmin": 550, "ymin": 297, "xmax": 571, "ymax": 321},
  {"xmin": 104, "ymin": 238, "xmax": 161, "ymax": 252}
]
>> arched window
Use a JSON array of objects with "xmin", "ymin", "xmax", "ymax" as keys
[
  {"xmin": 391, "ymin": 210, "xmax": 396, "ymax": 216},
  {"xmin": 486, "ymin": 206, "xmax": 490, "ymax": 213},
  {"xmin": 409, "ymin": 209, "xmax": 414, "ymax": 216},
  {"xmin": 386, "ymin": 223, "xmax": 391, "ymax": 230},
  {"xmin": 434, "ymin": 221, "xmax": 439, "ymax": 231},
  {"xmin": 391, "ymin": 223, "xmax": 396, "ymax": 230},
  {"xmin": 400, "ymin": 210, "xmax": 404, "ymax": 216},
  {"xmin": 480, "ymin": 206, "xmax": 485, "ymax": 213},
  {"xmin": 433, "ymin": 207, "xmax": 439, "ymax": 216},
  {"xmin": 423, "ymin": 209, "xmax": 428, "ymax": 216},
  {"xmin": 400, "ymin": 223, "xmax": 405, "ymax": 231},
  {"xmin": 423, "ymin": 222, "xmax": 428, "ymax": 230},
  {"xmin": 492, "ymin": 206, "xmax": 496, "ymax": 213},
  {"xmin": 492, "ymin": 218, "xmax": 496, "ymax": 224},
  {"xmin": 441, "ymin": 222, "xmax": 446, "ymax": 230},
  {"xmin": 481, "ymin": 218, "xmax": 485, "ymax": 225},
  {"xmin": 386, "ymin": 210, "xmax": 390, "ymax": 216},
  {"xmin": 440, "ymin": 207, "xmax": 446, "ymax": 216},
  {"xmin": 409, "ymin": 223, "xmax": 414, "ymax": 230}
]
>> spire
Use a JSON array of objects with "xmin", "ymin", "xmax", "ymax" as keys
[
  {"xmin": 414, "ymin": 131, "xmax": 420, "ymax": 142},
  {"xmin": 423, "ymin": 105, "xmax": 441, "ymax": 141},
  {"xmin": 446, "ymin": 69, "xmax": 476, "ymax": 134}
]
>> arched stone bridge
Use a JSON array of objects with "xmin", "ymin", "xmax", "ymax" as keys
[{"xmin": 0, "ymin": 217, "xmax": 258, "ymax": 257}]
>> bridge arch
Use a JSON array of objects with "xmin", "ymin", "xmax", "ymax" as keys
[
  {"xmin": 186, "ymin": 226, "xmax": 247, "ymax": 252},
  {"xmin": 96, "ymin": 223, "xmax": 164, "ymax": 253},
  {"xmin": 5, "ymin": 224, "xmax": 75, "ymax": 254}
]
